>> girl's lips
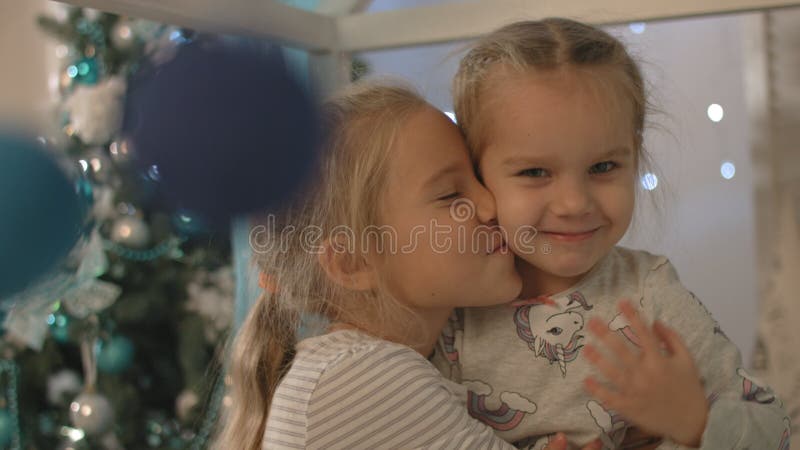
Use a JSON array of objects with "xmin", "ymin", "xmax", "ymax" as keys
[
  {"xmin": 490, "ymin": 241, "xmax": 508, "ymax": 254},
  {"xmin": 488, "ymin": 235, "xmax": 507, "ymax": 254},
  {"xmin": 541, "ymin": 228, "xmax": 600, "ymax": 242}
]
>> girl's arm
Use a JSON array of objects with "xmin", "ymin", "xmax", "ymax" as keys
[
  {"xmin": 304, "ymin": 339, "xmax": 518, "ymax": 449},
  {"xmin": 305, "ymin": 339, "xmax": 603, "ymax": 450}
]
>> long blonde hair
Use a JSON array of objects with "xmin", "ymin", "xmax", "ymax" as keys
[{"xmin": 213, "ymin": 81, "xmax": 428, "ymax": 450}]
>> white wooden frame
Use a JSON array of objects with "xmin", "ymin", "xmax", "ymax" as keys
[
  {"xmin": 53, "ymin": 0, "xmax": 800, "ymax": 94},
  {"xmin": 56, "ymin": 0, "xmax": 800, "ymax": 52}
]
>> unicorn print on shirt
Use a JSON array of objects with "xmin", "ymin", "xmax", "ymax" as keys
[
  {"xmin": 587, "ymin": 400, "xmax": 628, "ymax": 449},
  {"xmin": 607, "ymin": 297, "xmax": 646, "ymax": 347},
  {"xmin": 778, "ymin": 417, "xmax": 790, "ymax": 450},
  {"xmin": 464, "ymin": 380, "xmax": 538, "ymax": 432},
  {"xmin": 512, "ymin": 291, "xmax": 593, "ymax": 377},
  {"xmin": 738, "ymin": 367, "xmax": 777, "ymax": 405}
]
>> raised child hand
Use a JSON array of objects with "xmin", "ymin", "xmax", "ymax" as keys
[{"xmin": 582, "ymin": 300, "xmax": 709, "ymax": 448}]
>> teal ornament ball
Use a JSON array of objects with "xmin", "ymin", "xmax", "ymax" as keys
[
  {"xmin": 0, "ymin": 409, "xmax": 13, "ymax": 447},
  {"xmin": 48, "ymin": 313, "xmax": 71, "ymax": 344},
  {"xmin": 67, "ymin": 58, "xmax": 100, "ymax": 85},
  {"xmin": 97, "ymin": 336, "xmax": 134, "ymax": 374},
  {"xmin": 0, "ymin": 133, "xmax": 85, "ymax": 299}
]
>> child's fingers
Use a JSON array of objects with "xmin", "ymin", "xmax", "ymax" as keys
[
  {"xmin": 587, "ymin": 318, "xmax": 638, "ymax": 367},
  {"xmin": 583, "ymin": 376, "xmax": 622, "ymax": 412},
  {"xmin": 583, "ymin": 344, "xmax": 627, "ymax": 389},
  {"xmin": 619, "ymin": 300, "xmax": 660, "ymax": 354},
  {"xmin": 652, "ymin": 320, "xmax": 691, "ymax": 360},
  {"xmin": 580, "ymin": 438, "xmax": 603, "ymax": 450},
  {"xmin": 543, "ymin": 433, "xmax": 567, "ymax": 450}
]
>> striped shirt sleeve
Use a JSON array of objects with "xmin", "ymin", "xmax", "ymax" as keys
[{"xmin": 303, "ymin": 339, "xmax": 515, "ymax": 450}]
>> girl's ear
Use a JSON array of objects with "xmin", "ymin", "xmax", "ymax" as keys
[{"xmin": 317, "ymin": 237, "xmax": 377, "ymax": 292}]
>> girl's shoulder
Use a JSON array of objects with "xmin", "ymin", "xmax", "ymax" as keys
[
  {"xmin": 608, "ymin": 246, "xmax": 669, "ymax": 272},
  {"xmin": 591, "ymin": 246, "xmax": 672, "ymax": 285},
  {"xmin": 294, "ymin": 329, "xmax": 433, "ymax": 374}
]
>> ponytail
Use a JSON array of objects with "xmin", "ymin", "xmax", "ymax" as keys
[{"xmin": 213, "ymin": 292, "xmax": 296, "ymax": 450}]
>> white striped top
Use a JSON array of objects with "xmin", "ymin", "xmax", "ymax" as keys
[{"xmin": 262, "ymin": 329, "xmax": 514, "ymax": 449}]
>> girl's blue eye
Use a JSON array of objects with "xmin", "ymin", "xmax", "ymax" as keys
[
  {"xmin": 589, "ymin": 161, "xmax": 618, "ymax": 174},
  {"xmin": 518, "ymin": 168, "xmax": 549, "ymax": 178}
]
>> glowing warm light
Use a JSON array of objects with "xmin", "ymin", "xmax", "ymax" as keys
[
  {"xmin": 90, "ymin": 157, "xmax": 102, "ymax": 172},
  {"xmin": 118, "ymin": 225, "xmax": 132, "ymax": 239},
  {"xmin": 118, "ymin": 25, "xmax": 132, "ymax": 39}
]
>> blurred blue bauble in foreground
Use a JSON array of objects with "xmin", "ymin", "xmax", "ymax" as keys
[
  {"xmin": 0, "ymin": 133, "xmax": 84, "ymax": 300},
  {"xmin": 122, "ymin": 37, "xmax": 319, "ymax": 228}
]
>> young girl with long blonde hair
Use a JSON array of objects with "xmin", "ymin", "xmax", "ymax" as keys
[{"xmin": 213, "ymin": 81, "xmax": 606, "ymax": 450}]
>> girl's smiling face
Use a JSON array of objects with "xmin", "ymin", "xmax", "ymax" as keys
[
  {"xmin": 375, "ymin": 107, "xmax": 522, "ymax": 310},
  {"xmin": 478, "ymin": 68, "xmax": 637, "ymax": 296}
]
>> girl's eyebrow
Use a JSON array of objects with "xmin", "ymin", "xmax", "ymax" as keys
[
  {"xmin": 599, "ymin": 146, "xmax": 633, "ymax": 159},
  {"xmin": 421, "ymin": 163, "xmax": 463, "ymax": 191},
  {"xmin": 501, "ymin": 146, "xmax": 633, "ymax": 167},
  {"xmin": 501, "ymin": 155, "xmax": 546, "ymax": 167}
]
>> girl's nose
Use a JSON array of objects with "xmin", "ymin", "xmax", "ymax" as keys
[
  {"xmin": 551, "ymin": 177, "xmax": 593, "ymax": 217},
  {"xmin": 474, "ymin": 184, "xmax": 498, "ymax": 226}
]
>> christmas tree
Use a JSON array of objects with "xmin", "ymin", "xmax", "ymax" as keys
[{"xmin": 0, "ymin": 6, "xmax": 231, "ymax": 449}]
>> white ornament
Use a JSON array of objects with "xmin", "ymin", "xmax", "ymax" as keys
[
  {"xmin": 50, "ymin": 4, "xmax": 70, "ymax": 22},
  {"xmin": 175, "ymin": 389, "xmax": 200, "ymax": 421},
  {"xmin": 185, "ymin": 267, "xmax": 235, "ymax": 341},
  {"xmin": 110, "ymin": 216, "xmax": 150, "ymax": 248},
  {"xmin": 70, "ymin": 392, "xmax": 114, "ymax": 436},
  {"xmin": 92, "ymin": 187, "xmax": 116, "ymax": 222},
  {"xmin": 62, "ymin": 279, "xmax": 121, "ymax": 319},
  {"xmin": 47, "ymin": 370, "xmax": 83, "ymax": 405},
  {"xmin": 64, "ymin": 77, "xmax": 127, "ymax": 145},
  {"xmin": 83, "ymin": 8, "xmax": 101, "ymax": 21}
]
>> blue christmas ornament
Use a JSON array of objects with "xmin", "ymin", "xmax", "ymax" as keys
[
  {"xmin": 0, "ymin": 133, "xmax": 85, "ymax": 300},
  {"xmin": 97, "ymin": 335, "xmax": 135, "ymax": 374},
  {"xmin": 0, "ymin": 409, "xmax": 13, "ymax": 447},
  {"xmin": 122, "ymin": 37, "xmax": 320, "ymax": 228}
]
